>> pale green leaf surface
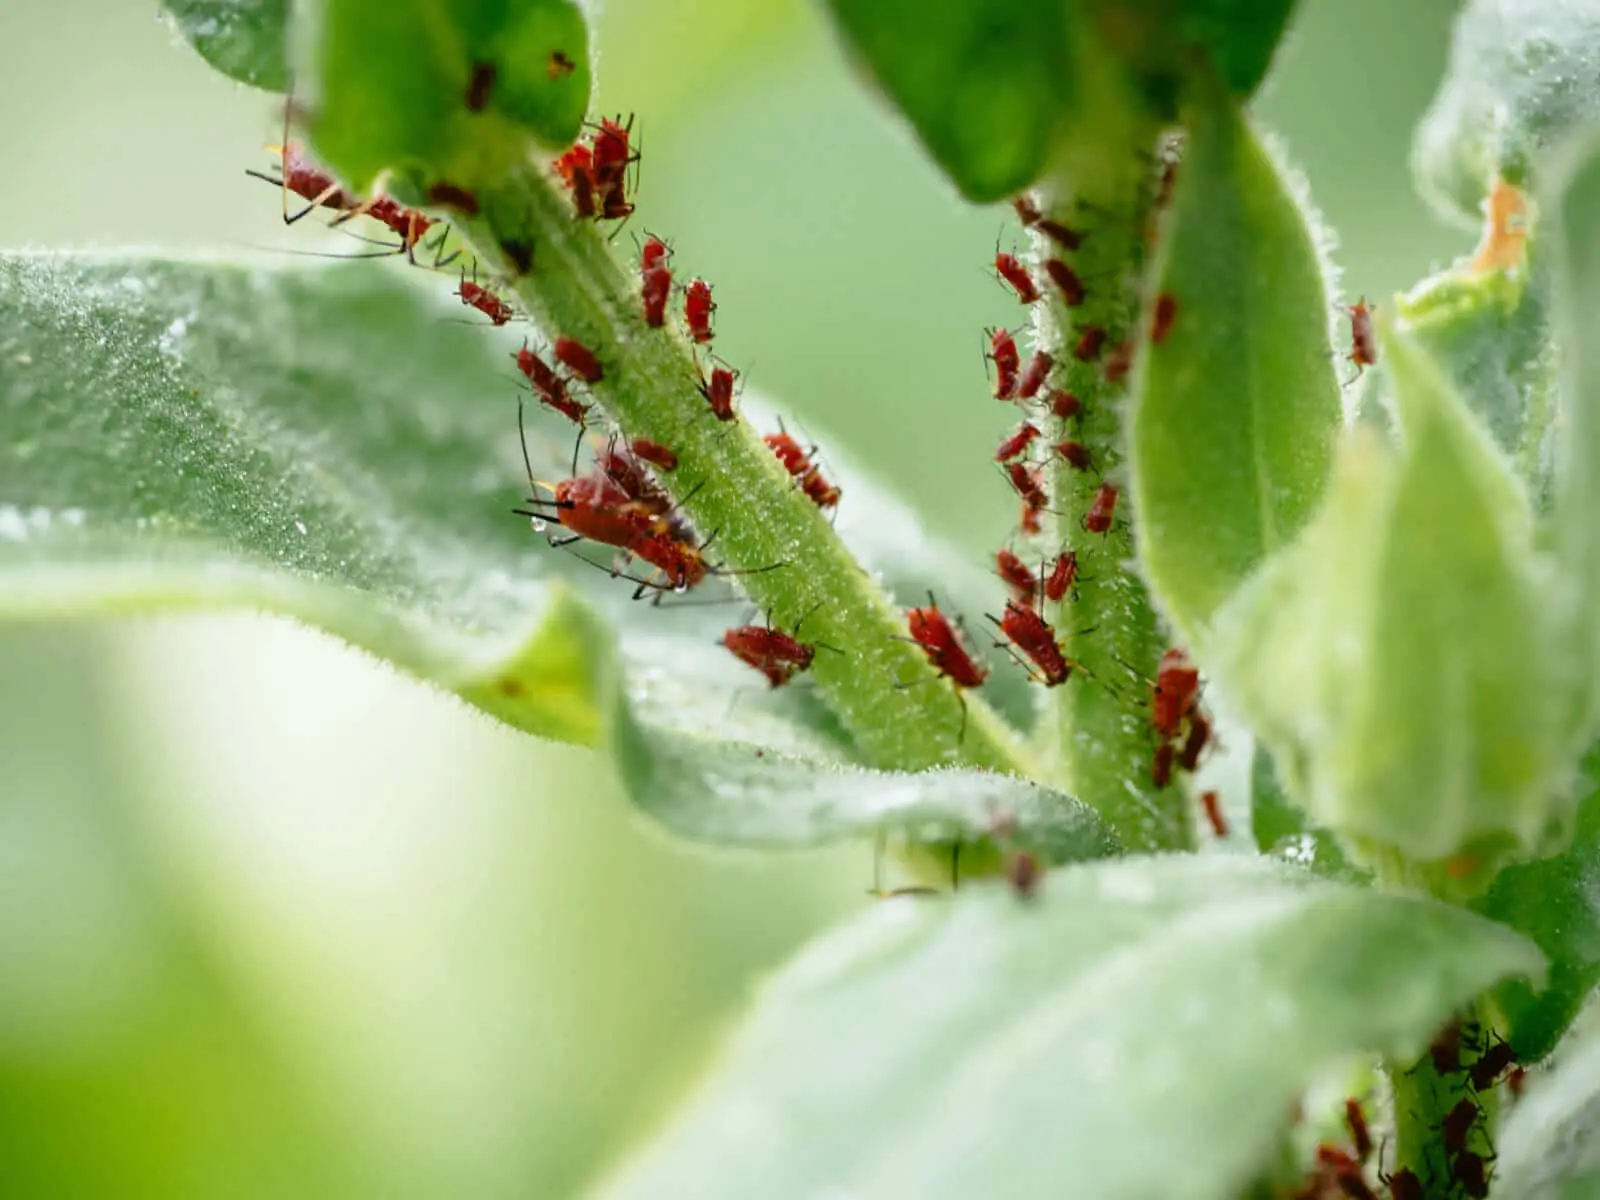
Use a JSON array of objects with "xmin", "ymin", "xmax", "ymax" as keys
[
  {"xmin": 162, "ymin": 0, "xmax": 290, "ymax": 91},
  {"xmin": 601, "ymin": 855, "xmax": 1541, "ymax": 1200},
  {"xmin": 1415, "ymin": 0, "xmax": 1600, "ymax": 228},
  {"xmin": 1130, "ymin": 87, "xmax": 1341, "ymax": 644},
  {"xmin": 1497, "ymin": 1032, "xmax": 1600, "ymax": 1199}
]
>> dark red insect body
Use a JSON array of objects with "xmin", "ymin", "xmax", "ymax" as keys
[
  {"xmin": 465, "ymin": 61, "xmax": 496, "ymax": 111},
  {"xmin": 1453, "ymin": 1151, "xmax": 1490, "ymax": 1199},
  {"xmin": 250, "ymin": 143, "xmax": 358, "ymax": 222},
  {"xmin": 1152, "ymin": 648, "xmax": 1201, "ymax": 738},
  {"xmin": 1019, "ymin": 501, "xmax": 1043, "ymax": 536},
  {"xmin": 1036, "ymin": 218, "xmax": 1083, "ymax": 252},
  {"xmin": 1045, "ymin": 258, "xmax": 1086, "ymax": 307},
  {"xmin": 1507, "ymin": 1066, "xmax": 1528, "ymax": 1097},
  {"xmin": 1043, "ymin": 552, "xmax": 1078, "ymax": 603},
  {"xmin": 995, "ymin": 422, "xmax": 1041, "ymax": 463},
  {"xmin": 428, "ymin": 182, "xmax": 479, "ymax": 214},
  {"xmin": 516, "ymin": 342, "xmax": 587, "ymax": 425},
  {"xmin": 1178, "ymin": 708, "xmax": 1212, "ymax": 772},
  {"xmin": 700, "ymin": 365, "xmax": 738, "ymax": 421},
  {"xmin": 1004, "ymin": 461, "xmax": 1047, "ymax": 510},
  {"xmin": 1006, "ymin": 850, "xmax": 1041, "ymax": 898},
  {"xmin": 1201, "ymin": 791, "xmax": 1227, "ymax": 837},
  {"xmin": 995, "ymin": 549, "xmax": 1035, "ymax": 604},
  {"xmin": 1055, "ymin": 440, "xmax": 1092, "ymax": 471},
  {"xmin": 1016, "ymin": 350, "xmax": 1054, "ymax": 400},
  {"xmin": 722, "ymin": 623, "xmax": 816, "ymax": 688},
  {"xmin": 1083, "ymin": 482, "xmax": 1118, "ymax": 534},
  {"xmin": 1470, "ymin": 1041, "xmax": 1517, "ymax": 1091},
  {"xmin": 538, "ymin": 474, "xmax": 659, "ymax": 549},
  {"xmin": 685, "ymin": 278, "xmax": 717, "ymax": 344},
  {"xmin": 458, "ymin": 277, "xmax": 514, "ymax": 326},
  {"xmin": 1382, "ymin": 1168, "xmax": 1424, "ymax": 1200},
  {"xmin": 1441, "ymin": 1098, "xmax": 1479, "ymax": 1155},
  {"xmin": 640, "ymin": 234, "xmax": 672, "ymax": 273},
  {"xmin": 1345, "ymin": 1099, "xmax": 1373, "ymax": 1164},
  {"xmin": 1348, "ymin": 299, "xmax": 1377, "ymax": 372},
  {"xmin": 1152, "ymin": 292, "xmax": 1179, "ymax": 344},
  {"xmin": 800, "ymin": 465, "xmax": 843, "ymax": 511},
  {"xmin": 553, "ymin": 336, "xmax": 604, "ymax": 384},
  {"xmin": 1152, "ymin": 742, "xmax": 1175, "ymax": 789},
  {"xmin": 995, "ymin": 252, "xmax": 1040, "ymax": 304},
  {"xmin": 361, "ymin": 195, "xmax": 436, "ymax": 252},
  {"xmin": 1049, "ymin": 389, "xmax": 1081, "ymax": 420},
  {"xmin": 1074, "ymin": 325, "xmax": 1108, "ymax": 362},
  {"xmin": 1012, "ymin": 195, "xmax": 1042, "ymax": 227},
  {"xmin": 555, "ymin": 144, "xmax": 597, "ymax": 218},
  {"xmin": 1104, "ymin": 340, "xmax": 1135, "ymax": 384},
  {"xmin": 629, "ymin": 438, "xmax": 678, "ymax": 472},
  {"xmin": 1314, "ymin": 1145, "xmax": 1377, "ymax": 1200},
  {"xmin": 994, "ymin": 601, "xmax": 1072, "ymax": 687},
  {"xmin": 987, "ymin": 328, "xmax": 1021, "ymax": 400},
  {"xmin": 641, "ymin": 265, "xmax": 672, "ymax": 328},
  {"xmin": 907, "ymin": 602, "xmax": 988, "ymax": 691},
  {"xmin": 1431, "ymin": 1018, "xmax": 1467, "ymax": 1075}
]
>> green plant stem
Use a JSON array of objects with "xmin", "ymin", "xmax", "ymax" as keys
[
  {"xmin": 1028, "ymin": 161, "xmax": 1190, "ymax": 853},
  {"xmin": 454, "ymin": 162, "xmax": 1041, "ymax": 784}
]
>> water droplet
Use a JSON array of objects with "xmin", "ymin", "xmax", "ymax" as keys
[
  {"xmin": 674, "ymin": 579, "xmax": 690, "ymax": 594},
  {"xmin": 294, "ymin": 519, "xmax": 308, "ymax": 536},
  {"xmin": 530, "ymin": 516, "xmax": 547, "ymax": 533}
]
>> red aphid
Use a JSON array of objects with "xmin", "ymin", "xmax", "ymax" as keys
[
  {"xmin": 458, "ymin": 277, "xmax": 514, "ymax": 326},
  {"xmin": 994, "ymin": 600, "xmax": 1072, "ymax": 687},
  {"xmin": 1036, "ymin": 217, "xmax": 1084, "ymax": 252},
  {"xmin": 1152, "ymin": 648, "xmax": 1201, "ymax": 738},
  {"xmin": 722, "ymin": 623, "xmax": 816, "ymax": 688},
  {"xmin": 1043, "ymin": 551, "xmax": 1078, "ymax": 603},
  {"xmin": 1152, "ymin": 742, "xmax": 1175, "ymax": 789},
  {"xmin": 248, "ymin": 143, "xmax": 357, "ymax": 223},
  {"xmin": 1151, "ymin": 292, "xmax": 1179, "ymax": 344},
  {"xmin": 907, "ymin": 602, "xmax": 989, "ymax": 690},
  {"xmin": 995, "ymin": 549, "xmax": 1035, "ymax": 603},
  {"xmin": 591, "ymin": 116, "xmax": 636, "ymax": 185},
  {"xmin": 555, "ymin": 144, "xmax": 597, "ymax": 218},
  {"xmin": 1017, "ymin": 350, "xmax": 1054, "ymax": 400},
  {"xmin": 533, "ymin": 474, "xmax": 658, "ymax": 549},
  {"xmin": 632, "ymin": 528, "xmax": 709, "ymax": 591},
  {"xmin": 428, "ymin": 181, "xmax": 479, "ymax": 214},
  {"xmin": 1074, "ymin": 325, "xmax": 1108, "ymax": 362},
  {"xmin": 1049, "ymin": 389, "xmax": 1082, "ymax": 420},
  {"xmin": 515, "ymin": 342, "xmax": 587, "ymax": 425},
  {"xmin": 1469, "ymin": 1041, "xmax": 1517, "ymax": 1092},
  {"xmin": 1315, "ymin": 1145, "xmax": 1377, "ymax": 1200},
  {"xmin": 987, "ymin": 328, "xmax": 1021, "ymax": 400},
  {"xmin": 1045, "ymin": 258, "xmax": 1086, "ymax": 307},
  {"xmin": 640, "ymin": 234, "xmax": 672, "ymax": 273},
  {"xmin": 685, "ymin": 278, "xmax": 717, "ymax": 344},
  {"xmin": 360, "ymin": 194, "xmax": 434, "ymax": 251},
  {"xmin": 1348, "ymin": 299, "xmax": 1378, "ymax": 372},
  {"xmin": 764, "ymin": 431, "xmax": 809, "ymax": 475},
  {"xmin": 1382, "ymin": 1168, "xmax": 1424, "ymax": 1200},
  {"xmin": 1019, "ymin": 500, "xmax": 1043, "ymax": 536},
  {"xmin": 1104, "ymin": 340, "xmax": 1135, "ymax": 384},
  {"xmin": 1201, "ymin": 791, "xmax": 1227, "ymax": 838},
  {"xmin": 1178, "ymin": 708, "xmax": 1212, "ymax": 772},
  {"xmin": 1012, "ymin": 195, "xmax": 1042, "ymax": 227},
  {"xmin": 1453, "ymin": 1151, "xmax": 1490, "ymax": 1199},
  {"xmin": 1055, "ymin": 440, "xmax": 1092, "ymax": 471},
  {"xmin": 800, "ymin": 464, "xmax": 843, "ymax": 511},
  {"xmin": 554, "ymin": 335, "xmax": 604, "ymax": 384},
  {"xmin": 995, "ymin": 422, "xmax": 1042, "ymax": 463},
  {"xmin": 700, "ymin": 365, "xmax": 738, "ymax": 421},
  {"xmin": 1431, "ymin": 1018, "xmax": 1467, "ymax": 1076},
  {"xmin": 1005, "ymin": 461, "xmax": 1048, "ymax": 509},
  {"xmin": 1507, "ymin": 1066, "xmax": 1528, "ymax": 1098},
  {"xmin": 995, "ymin": 252, "xmax": 1041, "ymax": 305},
  {"xmin": 629, "ymin": 438, "xmax": 678, "ymax": 472},
  {"xmin": 1441, "ymin": 1098, "xmax": 1479, "ymax": 1155},
  {"xmin": 1345, "ymin": 1099, "xmax": 1373, "ymax": 1164},
  {"xmin": 641, "ymin": 266, "xmax": 672, "ymax": 328},
  {"xmin": 1006, "ymin": 850, "xmax": 1041, "ymax": 898},
  {"xmin": 1083, "ymin": 482, "xmax": 1118, "ymax": 533}
]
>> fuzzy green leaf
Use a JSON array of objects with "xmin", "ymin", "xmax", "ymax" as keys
[
  {"xmin": 1130, "ymin": 86, "xmax": 1341, "ymax": 643},
  {"xmin": 1476, "ymin": 747, "xmax": 1600, "ymax": 1063},
  {"xmin": 600, "ymin": 856, "xmax": 1541, "ymax": 1200},
  {"xmin": 611, "ymin": 681, "xmax": 1117, "ymax": 864},
  {"xmin": 0, "ymin": 252, "xmax": 1065, "ymax": 854},
  {"xmin": 303, "ymin": 0, "xmax": 590, "ymax": 191},
  {"xmin": 162, "ymin": 0, "xmax": 290, "ymax": 91},
  {"xmin": 1497, "ymin": 1032, "xmax": 1600, "ymax": 1198},
  {"xmin": 1214, "ymin": 325, "xmax": 1567, "ymax": 878},
  {"xmin": 1415, "ymin": 0, "xmax": 1600, "ymax": 228}
]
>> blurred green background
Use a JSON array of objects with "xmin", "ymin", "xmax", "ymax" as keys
[{"xmin": 0, "ymin": 0, "xmax": 1465, "ymax": 1195}]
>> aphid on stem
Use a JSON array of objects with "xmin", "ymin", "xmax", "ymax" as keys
[
  {"xmin": 994, "ymin": 248, "xmax": 1041, "ymax": 305},
  {"xmin": 1346, "ymin": 298, "xmax": 1378, "ymax": 376},
  {"xmin": 1004, "ymin": 461, "xmax": 1048, "ymax": 510},
  {"xmin": 1016, "ymin": 350, "xmax": 1054, "ymax": 400},
  {"xmin": 465, "ymin": 61, "xmax": 497, "ymax": 111},
  {"xmin": 995, "ymin": 549, "xmax": 1035, "ymax": 605},
  {"xmin": 989, "ymin": 600, "xmax": 1075, "ymax": 687},
  {"xmin": 1151, "ymin": 292, "xmax": 1179, "ymax": 344},
  {"xmin": 629, "ymin": 438, "xmax": 678, "ymax": 472},
  {"xmin": 1074, "ymin": 325, "xmax": 1108, "ymax": 362},
  {"xmin": 1200, "ymin": 791, "xmax": 1227, "ymax": 838},
  {"xmin": 457, "ymin": 267, "xmax": 514, "ymax": 326},
  {"xmin": 1178, "ymin": 709, "xmax": 1212, "ymax": 772},
  {"xmin": 1345, "ymin": 1099, "xmax": 1373, "ymax": 1164},
  {"xmin": 1042, "ymin": 552, "xmax": 1078, "ymax": 603},
  {"xmin": 1055, "ymin": 440, "xmax": 1093, "ymax": 471},
  {"xmin": 1083, "ymin": 482, "xmax": 1119, "ymax": 533},
  {"xmin": 1045, "ymin": 258, "xmax": 1086, "ymax": 307},
  {"xmin": 995, "ymin": 422, "xmax": 1041, "ymax": 463},
  {"xmin": 699, "ymin": 361, "xmax": 740, "ymax": 422},
  {"xmin": 685, "ymin": 278, "xmax": 717, "ymax": 344},
  {"xmin": 1048, "ymin": 389, "xmax": 1081, "ymax": 421},
  {"xmin": 554, "ymin": 335, "xmax": 604, "ymax": 384},
  {"xmin": 985, "ymin": 327, "xmax": 1021, "ymax": 400}
]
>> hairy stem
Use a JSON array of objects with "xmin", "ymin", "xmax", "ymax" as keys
[
  {"xmin": 455, "ymin": 162, "xmax": 1040, "ymax": 782},
  {"xmin": 1028, "ymin": 153, "xmax": 1191, "ymax": 852}
]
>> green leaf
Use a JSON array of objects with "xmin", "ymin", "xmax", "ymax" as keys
[
  {"xmin": 1250, "ymin": 745, "xmax": 1363, "ymax": 882},
  {"xmin": 1476, "ymin": 746, "xmax": 1600, "ymax": 1063},
  {"xmin": 0, "ymin": 252, "xmax": 1072, "ymax": 855},
  {"xmin": 162, "ymin": 0, "xmax": 290, "ymax": 91},
  {"xmin": 610, "ymin": 681, "xmax": 1117, "ymax": 864},
  {"xmin": 1415, "ymin": 0, "xmax": 1600, "ymax": 228},
  {"xmin": 1213, "ymin": 324, "xmax": 1568, "ymax": 878},
  {"xmin": 820, "ymin": 1, "xmax": 1068, "ymax": 202},
  {"xmin": 1497, "ymin": 1031, "xmax": 1600, "ymax": 1198},
  {"xmin": 1553, "ymin": 130, "xmax": 1600, "ymax": 741},
  {"xmin": 1130, "ymin": 85, "xmax": 1341, "ymax": 643},
  {"xmin": 600, "ymin": 856, "xmax": 1542, "ymax": 1200},
  {"xmin": 303, "ymin": 0, "xmax": 590, "ymax": 191}
]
